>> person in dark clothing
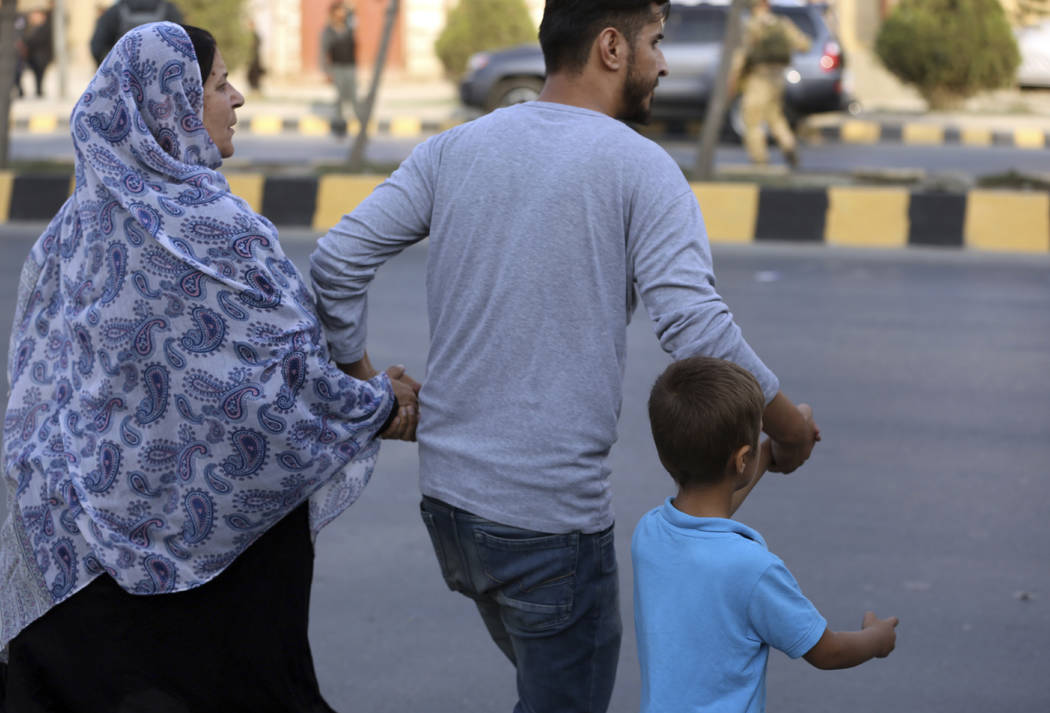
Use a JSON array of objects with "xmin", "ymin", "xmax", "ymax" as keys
[
  {"xmin": 247, "ymin": 19, "xmax": 265, "ymax": 92},
  {"xmin": 90, "ymin": 0, "xmax": 183, "ymax": 65},
  {"xmin": 21, "ymin": 9, "xmax": 52, "ymax": 98},
  {"xmin": 321, "ymin": 1, "xmax": 360, "ymax": 131}
]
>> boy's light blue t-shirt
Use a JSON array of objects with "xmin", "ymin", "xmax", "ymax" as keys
[{"xmin": 632, "ymin": 498, "xmax": 827, "ymax": 713}]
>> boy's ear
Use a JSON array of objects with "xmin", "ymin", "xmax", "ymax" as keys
[{"xmin": 732, "ymin": 444, "xmax": 753, "ymax": 477}]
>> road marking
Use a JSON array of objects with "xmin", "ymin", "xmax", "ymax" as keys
[
  {"xmin": 825, "ymin": 187, "xmax": 909, "ymax": 248},
  {"xmin": 966, "ymin": 191, "xmax": 1050, "ymax": 253},
  {"xmin": 691, "ymin": 182, "xmax": 758, "ymax": 243}
]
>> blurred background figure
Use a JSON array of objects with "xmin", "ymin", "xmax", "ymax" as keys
[
  {"xmin": 321, "ymin": 0, "xmax": 359, "ymax": 134},
  {"xmin": 20, "ymin": 7, "xmax": 53, "ymax": 99},
  {"xmin": 12, "ymin": 10, "xmax": 26, "ymax": 98},
  {"xmin": 732, "ymin": 0, "xmax": 811, "ymax": 168},
  {"xmin": 90, "ymin": 0, "xmax": 183, "ymax": 65},
  {"xmin": 247, "ymin": 18, "xmax": 265, "ymax": 93}
]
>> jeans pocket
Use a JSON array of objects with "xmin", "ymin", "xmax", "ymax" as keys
[
  {"xmin": 420, "ymin": 508, "xmax": 458, "ymax": 592},
  {"xmin": 473, "ymin": 527, "xmax": 578, "ymax": 634}
]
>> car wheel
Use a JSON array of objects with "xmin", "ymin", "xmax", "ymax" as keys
[
  {"xmin": 724, "ymin": 97, "xmax": 745, "ymax": 143},
  {"xmin": 484, "ymin": 77, "xmax": 545, "ymax": 113}
]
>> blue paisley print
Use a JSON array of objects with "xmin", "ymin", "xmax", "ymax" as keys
[{"xmin": 0, "ymin": 23, "xmax": 394, "ymax": 656}]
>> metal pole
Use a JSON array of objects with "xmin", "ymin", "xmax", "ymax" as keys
[
  {"xmin": 0, "ymin": 0, "xmax": 19, "ymax": 168},
  {"xmin": 53, "ymin": 0, "xmax": 67, "ymax": 99},
  {"xmin": 348, "ymin": 0, "xmax": 399, "ymax": 170},
  {"xmin": 695, "ymin": 0, "xmax": 747, "ymax": 180}
]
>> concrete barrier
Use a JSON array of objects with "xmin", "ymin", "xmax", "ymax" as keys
[{"xmin": 3, "ymin": 172, "xmax": 1047, "ymax": 253}]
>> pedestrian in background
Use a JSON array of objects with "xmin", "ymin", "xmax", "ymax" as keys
[
  {"xmin": 247, "ymin": 18, "xmax": 265, "ymax": 93},
  {"xmin": 731, "ymin": 0, "xmax": 810, "ymax": 168},
  {"xmin": 321, "ymin": 0, "xmax": 360, "ymax": 134},
  {"xmin": 21, "ymin": 7, "xmax": 53, "ymax": 99},
  {"xmin": 90, "ymin": 0, "xmax": 183, "ymax": 65}
]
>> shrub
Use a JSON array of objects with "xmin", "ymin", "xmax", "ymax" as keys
[
  {"xmin": 179, "ymin": 0, "xmax": 252, "ymax": 72},
  {"xmin": 875, "ymin": 0, "xmax": 1020, "ymax": 109},
  {"xmin": 435, "ymin": 0, "xmax": 536, "ymax": 78}
]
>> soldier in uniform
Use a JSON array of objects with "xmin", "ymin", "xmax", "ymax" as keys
[{"xmin": 731, "ymin": 0, "xmax": 811, "ymax": 167}]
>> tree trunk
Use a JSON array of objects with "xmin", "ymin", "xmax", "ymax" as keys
[
  {"xmin": 694, "ymin": 0, "xmax": 747, "ymax": 180},
  {"xmin": 348, "ymin": 0, "xmax": 400, "ymax": 171},
  {"xmin": 0, "ymin": 0, "xmax": 19, "ymax": 169}
]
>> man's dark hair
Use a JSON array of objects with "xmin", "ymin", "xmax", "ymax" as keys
[
  {"xmin": 539, "ymin": 0, "xmax": 670, "ymax": 75},
  {"xmin": 181, "ymin": 25, "xmax": 217, "ymax": 81},
  {"xmin": 648, "ymin": 356, "xmax": 764, "ymax": 489}
]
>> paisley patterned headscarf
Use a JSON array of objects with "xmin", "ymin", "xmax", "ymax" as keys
[{"xmin": 0, "ymin": 23, "xmax": 394, "ymax": 654}]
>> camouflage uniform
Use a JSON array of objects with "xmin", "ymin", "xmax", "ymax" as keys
[{"xmin": 734, "ymin": 6, "xmax": 811, "ymax": 166}]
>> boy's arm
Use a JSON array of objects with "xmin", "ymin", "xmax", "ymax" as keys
[
  {"xmin": 729, "ymin": 439, "xmax": 772, "ymax": 516},
  {"xmin": 803, "ymin": 612, "xmax": 899, "ymax": 670}
]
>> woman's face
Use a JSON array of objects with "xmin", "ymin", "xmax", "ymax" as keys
[{"xmin": 201, "ymin": 47, "xmax": 244, "ymax": 158}]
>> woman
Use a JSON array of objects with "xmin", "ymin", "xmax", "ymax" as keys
[{"xmin": 0, "ymin": 23, "xmax": 416, "ymax": 711}]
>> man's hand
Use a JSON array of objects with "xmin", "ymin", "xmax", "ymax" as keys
[
  {"xmin": 380, "ymin": 364, "xmax": 421, "ymax": 441},
  {"xmin": 766, "ymin": 400, "xmax": 821, "ymax": 474},
  {"xmin": 862, "ymin": 611, "xmax": 899, "ymax": 658}
]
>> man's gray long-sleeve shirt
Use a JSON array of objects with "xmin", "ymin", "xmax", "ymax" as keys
[{"xmin": 310, "ymin": 102, "xmax": 778, "ymax": 534}]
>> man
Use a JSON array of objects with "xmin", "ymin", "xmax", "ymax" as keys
[
  {"xmin": 90, "ymin": 0, "xmax": 183, "ymax": 65},
  {"xmin": 320, "ymin": 1, "xmax": 360, "ymax": 133},
  {"xmin": 310, "ymin": 2, "xmax": 820, "ymax": 711},
  {"xmin": 732, "ymin": 0, "xmax": 811, "ymax": 167}
]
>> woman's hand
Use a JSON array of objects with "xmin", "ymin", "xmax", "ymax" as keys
[{"xmin": 380, "ymin": 364, "xmax": 421, "ymax": 441}]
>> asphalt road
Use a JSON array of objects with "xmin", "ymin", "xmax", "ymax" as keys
[
  {"xmin": 11, "ymin": 130, "xmax": 1050, "ymax": 179},
  {"xmin": 0, "ymin": 222, "xmax": 1047, "ymax": 712}
]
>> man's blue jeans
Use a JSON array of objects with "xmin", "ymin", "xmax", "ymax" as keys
[{"xmin": 420, "ymin": 496, "xmax": 622, "ymax": 713}]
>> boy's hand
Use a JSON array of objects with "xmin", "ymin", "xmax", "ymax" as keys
[{"xmin": 862, "ymin": 611, "xmax": 899, "ymax": 658}]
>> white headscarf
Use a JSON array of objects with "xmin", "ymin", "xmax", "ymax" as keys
[{"xmin": 1, "ymin": 23, "xmax": 393, "ymax": 651}]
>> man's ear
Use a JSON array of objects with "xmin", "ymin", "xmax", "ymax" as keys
[{"xmin": 595, "ymin": 26, "xmax": 628, "ymax": 71}]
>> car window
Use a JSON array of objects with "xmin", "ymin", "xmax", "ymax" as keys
[
  {"xmin": 774, "ymin": 7, "xmax": 819, "ymax": 38},
  {"xmin": 664, "ymin": 6, "xmax": 728, "ymax": 44}
]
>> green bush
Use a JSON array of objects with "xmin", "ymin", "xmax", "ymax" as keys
[
  {"xmin": 435, "ymin": 0, "xmax": 536, "ymax": 78},
  {"xmin": 875, "ymin": 0, "xmax": 1020, "ymax": 109},
  {"xmin": 177, "ymin": 0, "xmax": 252, "ymax": 72}
]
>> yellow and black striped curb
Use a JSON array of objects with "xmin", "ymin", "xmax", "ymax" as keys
[
  {"xmin": 13, "ymin": 114, "xmax": 462, "ymax": 139},
  {"xmin": 2, "ymin": 172, "xmax": 1048, "ymax": 253},
  {"xmin": 15, "ymin": 113, "xmax": 1050, "ymax": 149},
  {"xmin": 641, "ymin": 119, "xmax": 1050, "ymax": 150}
]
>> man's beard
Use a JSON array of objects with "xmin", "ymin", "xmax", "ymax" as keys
[{"xmin": 617, "ymin": 57, "xmax": 657, "ymax": 124}]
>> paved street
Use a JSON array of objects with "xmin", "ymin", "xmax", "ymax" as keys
[{"xmin": 0, "ymin": 222, "xmax": 1047, "ymax": 712}]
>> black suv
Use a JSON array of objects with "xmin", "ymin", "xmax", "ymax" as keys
[{"xmin": 458, "ymin": 1, "xmax": 848, "ymax": 136}]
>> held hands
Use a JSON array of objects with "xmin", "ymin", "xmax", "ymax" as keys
[
  {"xmin": 862, "ymin": 611, "xmax": 899, "ymax": 658},
  {"xmin": 380, "ymin": 364, "xmax": 422, "ymax": 442},
  {"xmin": 768, "ymin": 402, "xmax": 821, "ymax": 474}
]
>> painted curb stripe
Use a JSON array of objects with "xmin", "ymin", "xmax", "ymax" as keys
[
  {"xmin": 965, "ymin": 190, "xmax": 1050, "ymax": 253},
  {"xmin": 825, "ymin": 186, "xmax": 909, "ymax": 248},
  {"xmin": 907, "ymin": 193, "xmax": 966, "ymax": 247},
  {"xmin": 0, "ymin": 171, "xmax": 12, "ymax": 223},
  {"xmin": 755, "ymin": 188, "xmax": 827, "ymax": 242},
  {"xmin": 226, "ymin": 173, "xmax": 265, "ymax": 214},
  {"xmin": 691, "ymin": 182, "xmax": 758, "ymax": 244},
  {"xmin": 312, "ymin": 174, "xmax": 385, "ymax": 231},
  {"xmin": 261, "ymin": 176, "xmax": 318, "ymax": 227},
  {"xmin": 9, "ymin": 174, "xmax": 70, "ymax": 221}
]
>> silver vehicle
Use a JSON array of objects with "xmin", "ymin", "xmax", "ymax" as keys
[{"xmin": 458, "ymin": 1, "xmax": 848, "ymax": 137}]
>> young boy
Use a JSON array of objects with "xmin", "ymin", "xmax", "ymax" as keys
[{"xmin": 632, "ymin": 356, "xmax": 898, "ymax": 712}]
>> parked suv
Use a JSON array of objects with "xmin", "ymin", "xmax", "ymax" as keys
[{"xmin": 458, "ymin": 1, "xmax": 848, "ymax": 136}]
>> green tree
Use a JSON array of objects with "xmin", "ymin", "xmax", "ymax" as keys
[
  {"xmin": 875, "ymin": 0, "xmax": 1020, "ymax": 109},
  {"xmin": 435, "ymin": 0, "xmax": 536, "ymax": 78},
  {"xmin": 177, "ymin": 0, "xmax": 251, "ymax": 72}
]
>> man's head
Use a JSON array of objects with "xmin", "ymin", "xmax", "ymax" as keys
[
  {"xmin": 539, "ymin": 0, "xmax": 670, "ymax": 123},
  {"xmin": 329, "ymin": 1, "xmax": 348, "ymax": 22},
  {"xmin": 648, "ymin": 356, "xmax": 764, "ymax": 490}
]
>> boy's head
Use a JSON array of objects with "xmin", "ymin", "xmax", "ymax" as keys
[{"xmin": 648, "ymin": 356, "xmax": 764, "ymax": 490}]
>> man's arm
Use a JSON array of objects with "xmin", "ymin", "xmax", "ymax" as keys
[
  {"xmin": 803, "ymin": 612, "xmax": 899, "ymax": 670},
  {"xmin": 310, "ymin": 140, "xmax": 436, "ymax": 384}
]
